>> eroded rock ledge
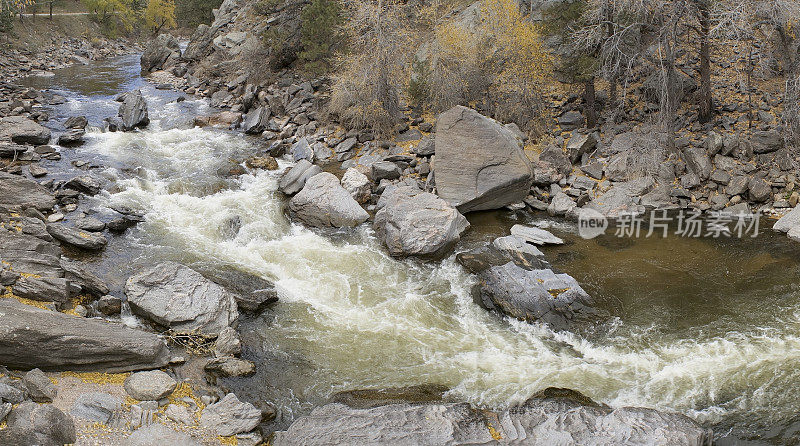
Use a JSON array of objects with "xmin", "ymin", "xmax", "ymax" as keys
[{"xmin": 271, "ymin": 387, "xmax": 713, "ymax": 445}]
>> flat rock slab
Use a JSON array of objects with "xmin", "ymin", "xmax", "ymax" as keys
[
  {"xmin": 71, "ymin": 392, "xmax": 121, "ymax": 423},
  {"xmin": 0, "ymin": 116, "xmax": 51, "ymax": 145},
  {"xmin": 510, "ymin": 225, "xmax": 564, "ymax": 246},
  {"xmin": 46, "ymin": 223, "xmax": 108, "ymax": 251},
  {"xmin": 125, "ymin": 262, "xmax": 238, "ymax": 335},
  {"xmin": 0, "ymin": 299, "xmax": 170, "ymax": 372},
  {"xmin": 272, "ymin": 392, "xmax": 712, "ymax": 445},
  {"xmin": 126, "ymin": 423, "xmax": 200, "ymax": 446},
  {"xmin": 0, "ymin": 171, "xmax": 56, "ymax": 211}
]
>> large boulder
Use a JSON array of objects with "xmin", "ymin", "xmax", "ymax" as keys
[
  {"xmin": 374, "ymin": 185, "xmax": 469, "ymax": 259},
  {"xmin": 0, "ymin": 299, "xmax": 170, "ymax": 372},
  {"xmin": 183, "ymin": 24, "xmax": 215, "ymax": 61},
  {"xmin": 141, "ymin": 33, "xmax": 182, "ymax": 73},
  {"xmin": 0, "ymin": 116, "xmax": 51, "ymax": 145},
  {"xmin": 118, "ymin": 90, "xmax": 150, "ymax": 131},
  {"xmin": 125, "ymin": 262, "xmax": 239, "ymax": 335},
  {"xmin": 434, "ymin": 106, "xmax": 533, "ymax": 212},
  {"xmin": 271, "ymin": 389, "xmax": 712, "ymax": 445},
  {"xmin": 0, "ymin": 171, "xmax": 56, "ymax": 211},
  {"xmin": 241, "ymin": 106, "xmax": 271, "ymax": 134},
  {"xmin": 479, "ymin": 262, "xmax": 594, "ymax": 329},
  {"xmin": 0, "ymin": 402, "xmax": 76, "ymax": 446},
  {"xmin": 341, "ymin": 167, "xmax": 371, "ymax": 204},
  {"xmin": 288, "ymin": 173, "xmax": 369, "ymax": 228}
]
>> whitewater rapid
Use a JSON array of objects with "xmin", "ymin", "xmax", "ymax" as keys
[{"xmin": 64, "ymin": 113, "xmax": 800, "ymax": 438}]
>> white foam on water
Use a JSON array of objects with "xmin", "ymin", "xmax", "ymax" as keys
[{"xmin": 85, "ymin": 120, "xmax": 800, "ymax": 431}]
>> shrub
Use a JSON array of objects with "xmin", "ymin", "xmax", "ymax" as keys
[
  {"xmin": 425, "ymin": 0, "xmax": 552, "ymax": 133},
  {"xmin": 298, "ymin": 0, "xmax": 342, "ymax": 75},
  {"xmin": 328, "ymin": 0, "xmax": 410, "ymax": 135}
]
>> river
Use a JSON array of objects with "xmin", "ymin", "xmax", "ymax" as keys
[{"xmin": 22, "ymin": 53, "xmax": 800, "ymax": 445}]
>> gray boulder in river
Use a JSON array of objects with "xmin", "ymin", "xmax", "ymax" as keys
[
  {"xmin": 434, "ymin": 106, "xmax": 533, "ymax": 212},
  {"xmin": 271, "ymin": 387, "xmax": 712, "ymax": 445},
  {"xmin": 374, "ymin": 185, "xmax": 469, "ymax": 259},
  {"xmin": 125, "ymin": 262, "xmax": 239, "ymax": 335},
  {"xmin": 0, "ymin": 299, "xmax": 170, "ymax": 372},
  {"xmin": 117, "ymin": 90, "xmax": 150, "ymax": 131},
  {"xmin": 479, "ymin": 262, "xmax": 594, "ymax": 330},
  {"xmin": 288, "ymin": 172, "xmax": 369, "ymax": 228}
]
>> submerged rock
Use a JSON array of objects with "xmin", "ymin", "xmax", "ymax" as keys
[
  {"xmin": 479, "ymin": 262, "xmax": 594, "ymax": 330},
  {"xmin": 125, "ymin": 262, "xmax": 239, "ymax": 335},
  {"xmin": 272, "ymin": 387, "xmax": 712, "ymax": 445},
  {"xmin": 0, "ymin": 299, "xmax": 170, "ymax": 372},
  {"xmin": 374, "ymin": 185, "xmax": 469, "ymax": 259},
  {"xmin": 434, "ymin": 106, "xmax": 533, "ymax": 212},
  {"xmin": 288, "ymin": 172, "xmax": 369, "ymax": 228}
]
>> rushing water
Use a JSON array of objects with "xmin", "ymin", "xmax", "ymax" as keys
[{"xmin": 23, "ymin": 54, "xmax": 800, "ymax": 444}]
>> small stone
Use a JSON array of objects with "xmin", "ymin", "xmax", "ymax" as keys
[
  {"xmin": 165, "ymin": 404, "xmax": 194, "ymax": 425},
  {"xmin": 47, "ymin": 213, "xmax": 64, "ymax": 223},
  {"xmin": 124, "ymin": 371, "xmax": 177, "ymax": 401},
  {"xmin": 204, "ymin": 357, "xmax": 255, "ymax": 377},
  {"xmin": 71, "ymin": 392, "xmax": 121, "ymax": 423},
  {"xmin": 23, "ymin": 368, "xmax": 57, "ymax": 403},
  {"xmin": 28, "ymin": 164, "xmax": 48, "ymax": 178},
  {"xmin": 199, "ymin": 393, "xmax": 261, "ymax": 437},
  {"xmin": 97, "ymin": 295, "xmax": 122, "ymax": 315}
]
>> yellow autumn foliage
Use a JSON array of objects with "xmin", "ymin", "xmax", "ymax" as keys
[
  {"xmin": 423, "ymin": 0, "xmax": 552, "ymax": 132},
  {"xmin": 145, "ymin": 0, "xmax": 176, "ymax": 33}
]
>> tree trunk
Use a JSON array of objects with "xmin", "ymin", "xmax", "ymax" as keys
[
  {"xmin": 583, "ymin": 76, "xmax": 597, "ymax": 128},
  {"xmin": 697, "ymin": 0, "xmax": 712, "ymax": 123}
]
